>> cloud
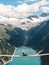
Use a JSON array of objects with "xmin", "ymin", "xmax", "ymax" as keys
[
  {"xmin": 0, "ymin": 4, "xmax": 18, "ymax": 18},
  {"xmin": 16, "ymin": 3, "xmax": 29, "ymax": 13},
  {"xmin": 40, "ymin": 7, "xmax": 49, "ymax": 13},
  {"xmin": 17, "ymin": 0, "xmax": 36, "ymax": 4},
  {"xmin": 16, "ymin": 0, "xmax": 49, "ymax": 17},
  {"xmin": 29, "ymin": 0, "xmax": 49, "ymax": 12},
  {"xmin": 23, "ymin": 0, "xmax": 36, "ymax": 2},
  {"xmin": 0, "ymin": 0, "xmax": 49, "ymax": 19}
]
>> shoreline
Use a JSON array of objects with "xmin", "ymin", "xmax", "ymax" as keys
[
  {"xmin": 4, "ymin": 47, "xmax": 17, "ymax": 65},
  {"xmin": 11, "ymin": 47, "xmax": 17, "ymax": 61}
]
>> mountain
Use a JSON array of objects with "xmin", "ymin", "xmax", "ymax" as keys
[
  {"xmin": 0, "ymin": 13, "xmax": 49, "ymax": 65},
  {"xmin": 40, "ymin": 13, "xmax": 49, "ymax": 17},
  {"xmin": 25, "ymin": 20, "xmax": 49, "ymax": 65},
  {"xmin": 27, "ymin": 15, "xmax": 38, "ymax": 20},
  {"xmin": 0, "ymin": 24, "xmax": 16, "ymax": 64},
  {"xmin": 0, "ymin": 24, "xmax": 25, "ymax": 64},
  {"xmin": 0, "ymin": 13, "xmax": 49, "ymax": 30},
  {"xmin": 5, "ymin": 26, "xmax": 25, "ymax": 47},
  {"xmin": 0, "ymin": 24, "xmax": 25, "ymax": 47},
  {"xmin": 25, "ymin": 20, "xmax": 49, "ymax": 50}
]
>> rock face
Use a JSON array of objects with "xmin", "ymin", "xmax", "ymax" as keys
[
  {"xmin": 0, "ymin": 59, "xmax": 3, "ymax": 65},
  {"xmin": 0, "ymin": 24, "xmax": 15, "ymax": 64}
]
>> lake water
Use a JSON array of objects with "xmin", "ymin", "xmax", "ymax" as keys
[{"xmin": 6, "ymin": 46, "xmax": 41, "ymax": 65}]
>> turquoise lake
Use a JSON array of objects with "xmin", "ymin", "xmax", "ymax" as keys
[{"xmin": 6, "ymin": 46, "xmax": 41, "ymax": 65}]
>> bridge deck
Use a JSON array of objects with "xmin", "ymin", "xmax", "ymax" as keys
[{"xmin": 0, "ymin": 53, "xmax": 49, "ymax": 58}]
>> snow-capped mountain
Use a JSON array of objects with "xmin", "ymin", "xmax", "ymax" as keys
[{"xmin": 0, "ymin": 13, "xmax": 49, "ymax": 30}]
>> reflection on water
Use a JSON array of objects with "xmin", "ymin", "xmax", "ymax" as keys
[{"xmin": 6, "ymin": 46, "xmax": 41, "ymax": 65}]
